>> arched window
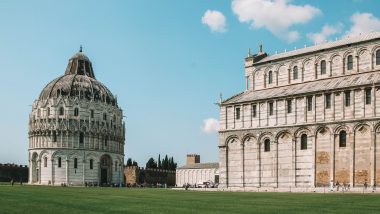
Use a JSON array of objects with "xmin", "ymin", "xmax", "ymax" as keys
[
  {"xmin": 103, "ymin": 113, "xmax": 107, "ymax": 120},
  {"xmin": 293, "ymin": 66, "xmax": 298, "ymax": 80},
  {"xmin": 78, "ymin": 60, "xmax": 85, "ymax": 75},
  {"xmin": 58, "ymin": 157, "xmax": 61, "ymax": 168},
  {"xmin": 44, "ymin": 157, "xmax": 47, "ymax": 167},
  {"xmin": 339, "ymin": 130, "xmax": 347, "ymax": 147},
  {"xmin": 115, "ymin": 161, "xmax": 118, "ymax": 171},
  {"xmin": 345, "ymin": 91, "xmax": 351, "ymax": 107},
  {"xmin": 268, "ymin": 71, "xmax": 273, "ymax": 84},
  {"xmin": 365, "ymin": 88, "xmax": 372, "ymax": 105},
  {"xmin": 235, "ymin": 107, "xmax": 241, "ymax": 120},
  {"xmin": 307, "ymin": 96, "xmax": 313, "ymax": 111},
  {"xmin": 320, "ymin": 60, "xmax": 326, "ymax": 75},
  {"xmin": 287, "ymin": 99, "xmax": 292, "ymax": 113},
  {"xmin": 90, "ymin": 159, "xmax": 93, "ymax": 170},
  {"xmin": 59, "ymin": 107, "xmax": 64, "ymax": 116},
  {"xmin": 269, "ymin": 102, "xmax": 274, "ymax": 115},
  {"xmin": 104, "ymin": 136, "xmax": 108, "ymax": 147},
  {"xmin": 37, "ymin": 109, "xmax": 41, "ymax": 117},
  {"xmin": 347, "ymin": 55, "xmax": 353, "ymax": 70},
  {"xmin": 301, "ymin": 134, "xmax": 308, "ymax": 150},
  {"xmin": 90, "ymin": 110, "xmax": 94, "ymax": 118},
  {"xmin": 52, "ymin": 131, "xmax": 57, "ymax": 142},
  {"xmin": 74, "ymin": 108, "xmax": 79, "ymax": 116},
  {"xmin": 74, "ymin": 158, "xmax": 78, "ymax": 169},
  {"xmin": 376, "ymin": 49, "xmax": 380, "ymax": 65},
  {"xmin": 264, "ymin": 139, "xmax": 270, "ymax": 152},
  {"xmin": 47, "ymin": 107, "xmax": 50, "ymax": 116},
  {"xmin": 79, "ymin": 132, "xmax": 84, "ymax": 145}
]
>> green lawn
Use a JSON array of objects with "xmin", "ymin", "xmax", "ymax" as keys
[{"xmin": 0, "ymin": 185, "xmax": 380, "ymax": 214}]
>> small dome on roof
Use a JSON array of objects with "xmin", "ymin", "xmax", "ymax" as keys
[
  {"xmin": 70, "ymin": 51, "xmax": 90, "ymax": 61},
  {"xmin": 64, "ymin": 48, "xmax": 95, "ymax": 78}
]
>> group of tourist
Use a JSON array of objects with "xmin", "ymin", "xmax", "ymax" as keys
[{"xmin": 329, "ymin": 180, "xmax": 376, "ymax": 192}]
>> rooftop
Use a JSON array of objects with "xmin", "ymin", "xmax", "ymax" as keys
[
  {"xmin": 222, "ymin": 70, "xmax": 380, "ymax": 105},
  {"xmin": 177, "ymin": 162, "xmax": 219, "ymax": 170},
  {"xmin": 254, "ymin": 32, "xmax": 380, "ymax": 65}
]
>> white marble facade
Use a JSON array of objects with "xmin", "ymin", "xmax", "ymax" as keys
[
  {"xmin": 28, "ymin": 50, "xmax": 125, "ymax": 186},
  {"xmin": 219, "ymin": 32, "xmax": 380, "ymax": 190},
  {"xmin": 176, "ymin": 166, "xmax": 219, "ymax": 187}
]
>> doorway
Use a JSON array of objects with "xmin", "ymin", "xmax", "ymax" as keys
[
  {"xmin": 99, "ymin": 154, "xmax": 111, "ymax": 186},
  {"xmin": 101, "ymin": 168, "xmax": 107, "ymax": 184}
]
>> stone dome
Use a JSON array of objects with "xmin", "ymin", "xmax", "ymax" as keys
[
  {"xmin": 38, "ymin": 50, "xmax": 118, "ymax": 106},
  {"xmin": 29, "ymin": 48, "xmax": 125, "ymax": 186}
]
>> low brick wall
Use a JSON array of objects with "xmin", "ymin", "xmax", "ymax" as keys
[{"xmin": 124, "ymin": 166, "xmax": 175, "ymax": 186}]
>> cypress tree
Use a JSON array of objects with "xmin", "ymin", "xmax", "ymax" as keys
[
  {"xmin": 126, "ymin": 158, "xmax": 132, "ymax": 166},
  {"xmin": 158, "ymin": 154, "xmax": 161, "ymax": 169},
  {"xmin": 164, "ymin": 155, "xmax": 169, "ymax": 169}
]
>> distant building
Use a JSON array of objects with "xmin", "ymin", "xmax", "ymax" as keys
[
  {"xmin": 28, "ymin": 48, "xmax": 125, "ymax": 186},
  {"xmin": 176, "ymin": 154, "xmax": 219, "ymax": 187},
  {"xmin": 219, "ymin": 32, "xmax": 380, "ymax": 191}
]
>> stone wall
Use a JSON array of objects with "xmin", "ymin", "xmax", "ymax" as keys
[
  {"xmin": 28, "ymin": 149, "xmax": 124, "ymax": 186},
  {"xmin": 176, "ymin": 168, "xmax": 219, "ymax": 187},
  {"xmin": 219, "ymin": 121, "xmax": 380, "ymax": 189},
  {"xmin": 0, "ymin": 164, "xmax": 28, "ymax": 182},
  {"xmin": 124, "ymin": 166, "xmax": 176, "ymax": 186},
  {"xmin": 220, "ymin": 85, "xmax": 380, "ymax": 131}
]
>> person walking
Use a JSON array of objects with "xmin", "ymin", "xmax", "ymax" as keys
[{"xmin": 329, "ymin": 180, "xmax": 334, "ymax": 192}]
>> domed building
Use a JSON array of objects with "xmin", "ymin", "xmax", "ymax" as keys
[{"xmin": 28, "ymin": 48, "xmax": 125, "ymax": 186}]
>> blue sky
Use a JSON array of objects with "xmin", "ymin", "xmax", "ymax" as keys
[{"xmin": 0, "ymin": 0, "xmax": 380, "ymax": 166}]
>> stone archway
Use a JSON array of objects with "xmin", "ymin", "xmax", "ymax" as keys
[
  {"xmin": 277, "ymin": 132, "xmax": 293, "ymax": 187},
  {"xmin": 31, "ymin": 153, "xmax": 39, "ymax": 183},
  {"xmin": 100, "ymin": 154, "xmax": 112, "ymax": 186},
  {"xmin": 354, "ymin": 124, "xmax": 371, "ymax": 186},
  {"xmin": 227, "ymin": 138, "xmax": 242, "ymax": 187},
  {"xmin": 315, "ymin": 127, "xmax": 332, "ymax": 186}
]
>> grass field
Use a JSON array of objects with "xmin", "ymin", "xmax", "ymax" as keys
[{"xmin": 1, "ymin": 185, "xmax": 380, "ymax": 214}]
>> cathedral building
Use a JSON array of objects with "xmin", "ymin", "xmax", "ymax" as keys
[
  {"xmin": 28, "ymin": 48, "xmax": 125, "ymax": 186},
  {"xmin": 219, "ymin": 32, "xmax": 380, "ymax": 191}
]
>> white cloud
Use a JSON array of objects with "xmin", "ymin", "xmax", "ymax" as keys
[
  {"xmin": 345, "ymin": 13, "xmax": 380, "ymax": 37},
  {"xmin": 231, "ymin": 0, "xmax": 321, "ymax": 42},
  {"xmin": 201, "ymin": 118, "xmax": 219, "ymax": 134},
  {"xmin": 307, "ymin": 23, "xmax": 343, "ymax": 44},
  {"xmin": 201, "ymin": 10, "xmax": 227, "ymax": 33}
]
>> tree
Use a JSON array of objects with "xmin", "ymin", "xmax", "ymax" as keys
[
  {"xmin": 146, "ymin": 158, "xmax": 157, "ymax": 169},
  {"xmin": 168, "ymin": 157, "xmax": 177, "ymax": 170},
  {"xmin": 169, "ymin": 157, "xmax": 174, "ymax": 170},
  {"xmin": 158, "ymin": 154, "xmax": 161, "ymax": 169},
  {"xmin": 132, "ymin": 161, "xmax": 138, "ymax": 167},
  {"xmin": 146, "ymin": 154, "xmax": 177, "ymax": 170},
  {"xmin": 126, "ymin": 158, "xmax": 133, "ymax": 167},
  {"xmin": 163, "ymin": 155, "xmax": 169, "ymax": 170}
]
